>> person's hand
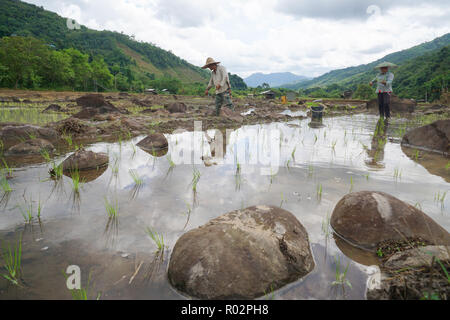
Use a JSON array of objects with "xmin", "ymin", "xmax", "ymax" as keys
[
  {"xmin": 369, "ymin": 82, "xmax": 373, "ymax": 86},
  {"xmin": 205, "ymin": 89, "xmax": 209, "ymax": 96},
  {"xmin": 381, "ymin": 81, "xmax": 386, "ymax": 85},
  {"xmin": 215, "ymin": 84, "xmax": 221, "ymax": 90}
]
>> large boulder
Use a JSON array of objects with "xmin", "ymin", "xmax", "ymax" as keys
[
  {"xmin": 366, "ymin": 95, "xmax": 417, "ymax": 113},
  {"xmin": 0, "ymin": 125, "xmax": 59, "ymax": 149},
  {"xmin": 5, "ymin": 138, "xmax": 55, "ymax": 155},
  {"xmin": 401, "ymin": 120, "xmax": 449, "ymax": 155},
  {"xmin": 331, "ymin": 191, "xmax": 450, "ymax": 250},
  {"xmin": 61, "ymin": 149, "xmax": 109, "ymax": 171},
  {"xmin": 168, "ymin": 205, "xmax": 315, "ymax": 299},
  {"xmin": 73, "ymin": 94, "xmax": 122, "ymax": 119},
  {"xmin": 136, "ymin": 133, "xmax": 168, "ymax": 151},
  {"xmin": 166, "ymin": 102, "xmax": 187, "ymax": 113}
]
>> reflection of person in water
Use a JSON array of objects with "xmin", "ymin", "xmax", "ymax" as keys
[
  {"xmin": 203, "ymin": 129, "xmax": 228, "ymax": 166},
  {"xmin": 365, "ymin": 119, "xmax": 389, "ymax": 169}
]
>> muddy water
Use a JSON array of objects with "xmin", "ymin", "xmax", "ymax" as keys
[{"xmin": 0, "ymin": 114, "xmax": 448, "ymax": 300}]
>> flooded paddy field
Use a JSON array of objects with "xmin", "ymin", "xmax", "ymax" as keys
[
  {"xmin": 0, "ymin": 89, "xmax": 448, "ymax": 300},
  {"xmin": 0, "ymin": 105, "xmax": 448, "ymax": 299}
]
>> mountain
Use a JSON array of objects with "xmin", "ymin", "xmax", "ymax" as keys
[
  {"xmin": 284, "ymin": 33, "xmax": 450, "ymax": 90},
  {"xmin": 0, "ymin": 0, "xmax": 209, "ymax": 84},
  {"xmin": 244, "ymin": 72, "xmax": 310, "ymax": 88}
]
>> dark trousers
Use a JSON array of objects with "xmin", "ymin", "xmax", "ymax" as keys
[{"xmin": 377, "ymin": 92, "xmax": 391, "ymax": 118}]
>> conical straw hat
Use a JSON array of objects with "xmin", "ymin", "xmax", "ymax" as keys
[
  {"xmin": 374, "ymin": 61, "xmax": 398, "ymax": 69},
  {"xmin": 202, "ymin": 57, "xmax": 220, "ymax": 69}
]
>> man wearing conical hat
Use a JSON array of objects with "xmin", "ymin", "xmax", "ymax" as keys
[
  {"xmin": 369, "ymin": 62, "xmax": 397, "ymax": 119},
  {"xmin": 203, "ymin": 57, "xmax": 234, "ymax": 116}
]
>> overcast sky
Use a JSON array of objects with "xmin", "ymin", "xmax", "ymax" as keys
[{"xmin": 24, "ymin": 0, "xmax": 450, "ymax": 78}]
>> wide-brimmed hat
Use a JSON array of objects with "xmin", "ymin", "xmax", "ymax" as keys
[
  {"xmin": 202, "ymin": 57, "xmax": 220, "ymax": 69},
  {"xmin": 374, "ymin": 61, "xmax": 398, "ymax": 69}
]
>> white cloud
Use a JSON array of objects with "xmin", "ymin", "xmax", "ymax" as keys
[{"xmin": 22, "ymin": 0, "xmax": 450, "ymax": 79}]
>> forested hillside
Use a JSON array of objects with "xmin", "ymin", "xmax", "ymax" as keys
[
  {"xmin": 286, "ymin": 33, "xmax": 450, "ymax": 90},
  {"xmin": 0, "ymin": 0, "xmax": 251, "ymax": 93}
]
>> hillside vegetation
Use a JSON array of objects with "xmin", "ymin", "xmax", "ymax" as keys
[{"xmin": 0, "ymin": 0, "xmax": 248, "ymax": 93}]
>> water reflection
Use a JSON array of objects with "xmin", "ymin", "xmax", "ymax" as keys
[
  {"xmin": 365, "ymin": 119, "xmax": 388, "ymax": 169},
  {"xmin": 0, "ymin": 114, "xmax": 449, "ymax": 299}
]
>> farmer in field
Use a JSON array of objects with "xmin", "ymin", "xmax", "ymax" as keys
[
  {"xmin": 369, "ymin": 62, "xmax": 397, "ymax": 119},
  {"xmin": 203, "ymin": 57, "xmax": 234, "ymax": 116}
]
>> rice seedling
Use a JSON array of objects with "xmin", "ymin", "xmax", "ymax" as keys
[
  {"xmin": 131, "ymin": 143, "xmax": 137, "ymax": 159},
  {"xmin": 49, "ymin": 162, "xmax": 63, "ymax": 179},
  {"xmin": 40, "ymin": 149, "xmax": 51, "ymax": 162},
  {"xmin": 167, "ymin": 154, "xmax": 175, "ymax": 169},
  {"xmin": 1, "ymin": 158, "xmax": 13, "ymax": 179},
  {"xmin": 104, "ymin": 197, "xmax": 119, "ymax": 218},
  {"xmin": 414, "ymin": 150, "xmax": 420, "ymax": 161},
  {"xmin": 434, "ymin": 191, "xmax": 447, "ymax": 208},
  {"xmin": 445, "ymin": 161, "xmax": 450, "ymax": 171},
  {"xmin": 316, "ymin": 183, "xmax": 323, "ymax": 201},
  {"xmin": 263, "ymin": 283, "xmax": 276, "ymax": 300},
  {"xmin": 145, "ymin": 227, "xmax": 164, "ymax": 253},
  {"xmin": 190, "ymin": 167, "xmax": 201, "ymax": 193},
  {"xmin": 349, "ymin": 176, "xmax": 354, "ymax": 193},
  {"xmin": 321, "ymin": 212, "xmax": 331, "ymax": 238},
  {"xmin": 182, "ymin": 202, "xmax": 192, "ymax": 230},
  {"xmin": 1, "ymin": 234, "xmax": 22, "ymax": 286},
  {"xmin": 291, "ymin": 146, "xmax": 296, "ymax": 162},
  {"xmin": 307, "ymin": 165, "xmax": 314, "ymax": 178},
  {"xmin": 129, "ymin": 169, "xmax": 143, "ymax": 186},
  {"xmin": 332, "ymin": 256, "xmax": 352, "ymax": 289},
  {"xmin": 393, "ymin": 168, "xmax": 402, "ymax": 181},
  {"xmin": 62, "ymin": 133, "xmax": 73, "ymax": 147},
  {"xmin": 280, "ymin": 193, "xmax": 285, "ymax": 208},
  {"xmin": 0, "ymin": 175, "xmax": 12, "ymax": 193},
  {"xmin": 63, "ymin": 270, "xmax": 101, "ymax": 300},
  {"xmin": 414, "ymin": 202, "xmax": 423, "ymax": 211},
  {"xmin": 235, "ymin": 161, "xmax": 242, "ymax": 191},
  {"xmin": 331, "ymin": 139, "xmax": 337, "ymax": 151},
  {"xmin": 19, "ymin": 200, "xmax": 34, "ymax": 223},
  {"xmin": 70, "ymin": 169, "xmax": 83, "ymax": 193}
]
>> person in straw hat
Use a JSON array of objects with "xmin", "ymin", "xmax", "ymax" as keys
[
  {"xmin": 369, "ymin": 61, "xmax": 397, "ymax": 119},
  {"xmin": 203, "ymin": 57, "xmax": 234, "ymax": 116}
]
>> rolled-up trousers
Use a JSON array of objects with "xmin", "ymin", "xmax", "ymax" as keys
[{"xmin": 377, "ymin": 92, "xmax": 391, "ymax": 118}]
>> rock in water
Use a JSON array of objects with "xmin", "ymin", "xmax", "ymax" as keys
[
  {"xmin": 73, "ymin": 94, "xmax": 122, "ymax": 119},
  {"xmin": 220, "ymin": 107, "xmax": 244, "ymax": 123},
  {"xmin": 331, "ymin": 191, "xmax": 450, "ymax": 250},
  {"xmin": 6, "ymin": 138, "xmax": 55, "ymax": 155},
  {"xmin": 61, "ymin": 149, "xmax": 109, "ymax": 171},
  {"xmin": 366, "ymin": 95, "xmax": 416, "ymax": 113},
  {"xmin": 0, "ymin": 125, "xmax": 59, "ymax": 149},
  {"xmin": 42, "ymin": 104, "xmax": 62, "ymax": 113},
  {"xmin": 166, "ymin": 102, "xmax": 187, "ymax": 113},
  {"xmin": 168, "ymin": 205, "xmax": 315, "ymax": 299},
  {"xmin": 136, "ymin": 133, "xmax": 168, "ymax": 151},
  {"xmin": 401, "ymin": 119, "xmax": 449, "ymax": 155}
]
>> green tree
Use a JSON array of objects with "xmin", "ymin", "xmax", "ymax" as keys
[
  {"xmin": 64, "ymin": 48, "xmax": 92, "ymax": 90},
  {"xmin": 0, "ymin": 36, "xmax": 47, "ymax": 88},
  {"xmin": 353, "ymin": 83, "xmax": 375, "ymax": 100},
  {"xmin": 90, "ymin": 56, "xmax": 113, "ymax": 91},
  {"xmin": 40, "ymin": 50, "xmax": 73, "ymax": 88}
]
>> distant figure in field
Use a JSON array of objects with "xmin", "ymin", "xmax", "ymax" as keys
[
  {"xmin": 203, "ymin": 57, "xmax": 234, "ymax": 116},
  {"xmin": 369, "ymin": 62, "xmax": 397, "ymax": 119}
]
